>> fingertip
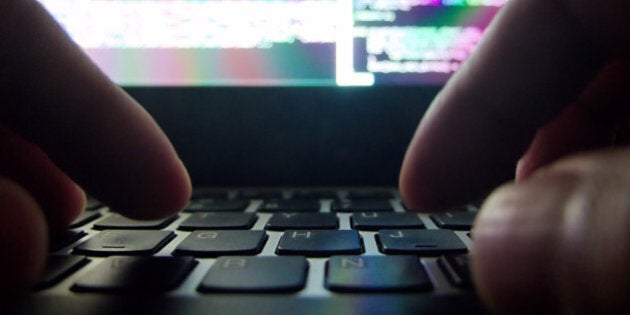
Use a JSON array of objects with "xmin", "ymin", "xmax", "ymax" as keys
[
  {"xmin": 515, "ymin": 157, "xmax": 533, "ymax": 181},
  {"xmin": 398, "ymin": 161, "xmax": 425, "ymax": 212},
  {"xmin": 399, "ymin": 167, "xmax": 451, "ymax": 212},
  {"xmin": 399, "ymin": 175, "xmax": 446, "ymax": 212},
  {"xmin": 471, "ymin": 186, "xmax": 555, "ymax": 313},
  {"xmin": 0, "ymin": 178, "xmax": 48, "ymax": 305},
  {"xmin": 475, "ymin": 149, "xmax": 630, "ymax": 314},
  {"xmin": 399, "ymin": 134, "xmax": 452, "ymax": 212},
  {"xmin": 48, "ymin": 180, "xmax": 86, "ymax": 229},
  {"xmin": 470, "ymin": 188, "xmax": 525, "ymax": 312},
  {"xmin": 106, "ymin": 156, "xmax": 191, "ymax": 220},
  {"xmin": 0, "ymin": 126, "xmax": 87, "ymax": 229},
  {"xmin": 145, "ymin": 157, "xmax": 192, "ymax": 219},
  {"xmin": 399, "ymin": 145, "xmax": 486, "ymax": 212},
  {"xmin": 471, "ymin": 174, "xmax": 579, "ymax": 313}
]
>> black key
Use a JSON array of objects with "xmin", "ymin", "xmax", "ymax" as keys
[
  {"xmin": 326, "ymin": 255, "xmax": 432, "ymax": 292},
  {"xmin": 185, "ymin": 199, "xmax": 249, "ymax": 212},
  {"xmin": 276, "ymin": 230, "xmax": 363, "ymax": 256},
  {"xmin": 291, "ymin": 190, "xmax": 338, "ymax": 200},
  {"xmin": 265, "ymin": 213, "xmax": 338, "ymax": 231},
  {"xmin": 73, "ymin": 256, "xmax": 197, "ymax": 293},
  {"xmin": 438, "ymin": 254, "xmax": 473, "ymax": 289},
  {"xmin": 469, "ymin": 199, "xmax": 485, "ymax": 209},
  {"xmin": 431, "ymin": 211, "xmax": 477, "ymax": 230},
  {"xmin": 178, "ymin": 213, "xmax": 257, "ymax": 230},
  {"xmin": 377, "ymin": 229, "xmax": 468, "ymax": 255},
  {"xmin": 85, "ymin": 197, "xmax": 104, "ymax": 211},
  {"xmin": 332, "ymin": 199, "xmax": 393, "ymax": 212},
  {"xmin": 93, "ymin": 213, "xmax": 177, "ymax": 230},
  {"xmin": 346, "ymin": 190, "xmax": 393, "ymax": 200},
  {"xmin": 402, "ymin": 202, "xmax": 472, "ymax": 212},
  {"xmin": 258, "ymin": 200, "xmax": 320, "ymax": 212},
  {"xmin": 199, "ymin": 256, "xmax": 307, "ymax": 292},
  {"xmin": 173, "ymin": 230, "xmax": 267, "ymax": 257},
  {"xmin": 74, "ymin": 230, "xmax": 176, "ymax": 256},
  {"xmin": 351, "ymin": 212, "xmax": 425, "ymax": 231},
  {"xmin": 237, "ymin": 190, "xmax": 284, "ymax": 200},
  {"xmin": 50, "ymin": 230, "xmax": 87, "ymax": 252},
  {"xmin": 191, "ymin": 190, "xmax": 229, "ymax": 200},
  {"xmin": 69, "ymin": 211, "xmax": 102, "ymax": 228},
  {"xmin": 34, "ymin": 255, "xmax": 90, "ymax": 290}
]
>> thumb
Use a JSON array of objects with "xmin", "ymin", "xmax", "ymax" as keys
[{"xmin": 472, "ymin": 147, "xmax": 630, "ymax": 314}]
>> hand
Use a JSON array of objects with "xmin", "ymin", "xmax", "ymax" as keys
[
  {"xmin": 0, "ymin": 0, "xmax": 191, "ymax": 304},
  {"xmin": 400, "ymin": 0, "xmax": 628, "ymax": 313}
]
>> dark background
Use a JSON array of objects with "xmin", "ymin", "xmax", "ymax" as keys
[{"xmin": 127, "ymin": 86, "xmax": 438, "ymax": 187}]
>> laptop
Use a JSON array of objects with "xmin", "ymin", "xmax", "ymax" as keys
[{"xmin": 16, "ymin": 1, "xmax": 506, "ymax": 314}]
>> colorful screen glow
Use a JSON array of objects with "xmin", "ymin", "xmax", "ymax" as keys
[{"xmin": 39, "ymin": 0, "xmax": 507, "ymax": 86}]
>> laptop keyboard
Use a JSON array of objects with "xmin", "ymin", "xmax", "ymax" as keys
[{"xmin": 37, "ymin": 188, "xmax": 477, "ymax": 298}]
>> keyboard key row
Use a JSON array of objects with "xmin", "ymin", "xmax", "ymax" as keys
[
  {"xmin": 41, "ymin": 255, "xmax": 470, "ymax": 293},
  {"xmin": 184, "ymin": 199, "xmax": 397, "ymax": 213},
  {"xmin": 94, "ymin": 214, "xmax": 178, "ymax": 230},
  {"xmin": 70, "ymin": 229, "xmax": 467, "ymax": 257},
  {"xmin": 185, "ymin": 199, "xmax": 250, "ymax": 212},
  {"xmin": 259, "ymin": 200, "xmax": 321, "ymax": 212},
  {"xmin": 189, "ymin": 189, "xmax": 394, "ymax": 201},
  {"xmin": 74, "ymin": 212, "xmax": 474, "ymax": 231},
  {"xmin": 332, "ymin": 199, "xmax": 394, "ymax": 212}
]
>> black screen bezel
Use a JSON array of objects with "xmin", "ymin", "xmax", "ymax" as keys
[{"xmin": 126, "ymin": 86, "xmax": 439, "ymax": 187}]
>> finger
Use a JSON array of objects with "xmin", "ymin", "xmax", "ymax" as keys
[
  {"xmin": 0, "ymin": 127, "xmax": 85, "ymax": 229},
  {"xmin": 517, "ymin": 60, "xmax": 630, "ymax": 179},
  {"xmin": 515, "ymin": 104, "xmax": 616, "ymax": 180},
  {"xmin": 399, "ymin": 0, "xmax": 627, "ymax": 211},
  {"xmin": 472, "ymin": 148, "xmax": 630, "ymax": 314},
  {"xmin": 0, "ymin": 178, "xmax": 47, "ymax": 306},
  {"xmin": 0, "ymin": 1, "xmax": 191, "ymax": 218}
]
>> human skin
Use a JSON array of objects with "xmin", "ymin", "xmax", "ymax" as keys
[
  {"xmin": 400, "ymin": 0, "xmax": 628, "ymax": 313},
  {"xmin": 0, "ymin": 0, "xmax": 191, "ymax": 304}
]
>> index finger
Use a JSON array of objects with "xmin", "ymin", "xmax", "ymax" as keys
[
  {"xmin": 399, "ymin": 0, "xmax": 627, "ymax": 211},
  {"xmin": 0, "ymin": 1, "xmax": 191, "ymax": 218}
]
